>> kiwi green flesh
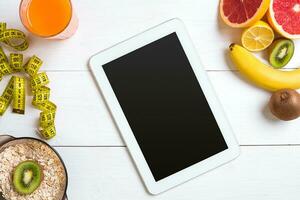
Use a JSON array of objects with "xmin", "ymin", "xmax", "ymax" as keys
[
  {"xmin": 269, "ymin": 40, "xmax": 294, "ymax": 69},
  {"xmin": 13, "ymin": 161, "xmax": 42, "ymax": 195}
]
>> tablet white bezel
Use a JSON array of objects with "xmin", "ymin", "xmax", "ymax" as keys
[{"xmin": 89, "ymin": 19, "xmax": 239, "ymax": 195}]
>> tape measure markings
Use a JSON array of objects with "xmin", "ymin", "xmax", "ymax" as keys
[
  {"xmin": 0, "ymin": 23, "xmax": 28, "ymax": 51},
  {"xmin": 12, "ymin": 76, "xmax": 25, "ymax": 114},
  {"xmin": 38, "ymin": 125, "xmax": 56, "ymax": 140},
  {"xmin": 0, "ymin": 97, "xmax": 9, "ymax": 116},
  {"xmin": 31, "ymin": 72, "xmax": 49, "ymax": 89},
  {"xmin": 32, "ymin": 86, "xmax": 50, "ymax": 104},
  {"xmin": 32, "ymin": 85, "xmax": 50, "ymax": 94},
  {"xmin": 40, "ymin": 111, "xmax": 55, "ymax": 128},
  {"xmin": 0, "ymin": 22, "xmax": 57, "ymax": 140},
  {"xmin": 10, "ymin": 53, "xmax": 23, "ymax": 72},
  {"xmin": 24, "ymin": 55, "xmax": 43, "ymax": 77},
  {"xmin": 0, "ymin": 77, "xmax": 14, "ymax": 115},
  {"xmin": 0, "ymin": 62, "xmax": 13, "ymax": 76},
  {"xmin": 33, "ymin": 100, "xmax": 57, "ymax": 112},
  {"xmin": 1, "ymin": 77, "xmax": 14, "ymax": 103},
  {"xmin": 0, "ymin": 46, "xmax": 8, "ymax": 63}
]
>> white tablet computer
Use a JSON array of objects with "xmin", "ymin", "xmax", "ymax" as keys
[{"xmin": 89, "ymin": 19, "xmax": 239, "ymax": 195}]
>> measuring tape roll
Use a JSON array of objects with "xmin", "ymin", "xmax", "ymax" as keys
[
  {"xmin": 0, "ymin": 46, "xmax": 8, "ymax": 63},
  {"xmin": 0, "ymin": 46, "xmax": 10, "ymax": 81},
  {"xmin": 32, "ymin": 85, "xmax": 50, "ymax": 94},
  {"xmin": 0, "ymin": 77, "xmax": 14, "ymax": 115},
  {"xmin": 40, "ymin": 111, "xmax": 55, "ymax": 128},
  {"xmin": 38, "ymin": 125, "xmax": 56, "ymax": 140},
  {"xmin": 24, "ymin": 55, "xmax": 43, "ymax": 77},
  {"xmin": 0, "ymin": 61, "xmax": 13, "ymax": 77},
  {"xmin": 0, "ymin": 23, "xmax": 58, "ymax": 140},
  {"xmin": 0, "ymin": 23, "xmax": 29, "ymax": 51},
  {"xmin": 31, "ymin": 72, "xmax": 49, "ymax": 89},
  {"xmin": 32, "ymin": 86, "xmax": 50, "ymax": 104},
  {"xmin": 1, "ymin": 77, "xmax": 14, "ymax": 103},
  {"xmin": 10, "ymin": 53, "xmax": 23, "ymax": 72},
  {"xmin": 0, "ymin": 97, "xmax": 9, "ymax": 116},
  {"xmin": 13, "ymin": 76, "xmax": 26, "ymax": 114},
  {"xmin": 33, "ymin": 100, "xmax": 57, "ymax": 112}
]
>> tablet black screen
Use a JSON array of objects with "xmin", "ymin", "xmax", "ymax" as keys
[{"xmin": 103, "ymin": 32, "xmax": 228, "ymax": 181}]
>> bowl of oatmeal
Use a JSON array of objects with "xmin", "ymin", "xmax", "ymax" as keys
[{"xmin": 0, "ymin": 136, "xmax": 68, "ymax": 200}]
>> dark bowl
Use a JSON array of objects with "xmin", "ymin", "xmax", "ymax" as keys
[{"xmin": 0, "ymin": 136, "xmax": 68, "ymax": 200}]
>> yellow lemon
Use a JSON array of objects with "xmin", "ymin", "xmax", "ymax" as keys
[{"xmin": 241, "ymin": 21, "xmax": 274, "ymax": 52}]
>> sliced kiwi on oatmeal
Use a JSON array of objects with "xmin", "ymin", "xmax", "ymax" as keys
[{"xmin": 12, "ymin": 160, "xmax": 43, "ymax": 195}]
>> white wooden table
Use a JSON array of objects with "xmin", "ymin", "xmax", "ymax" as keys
[{"xmin": 1, "ymin": 0, "xmax": 300, "ymax": 199}]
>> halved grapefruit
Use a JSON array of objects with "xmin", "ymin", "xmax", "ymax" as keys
[
  {"xmin": 268, "ymin": 0, "xmax": 300, "ymax": 39},
  {"xmin": 220, "ymin": 0, "xmax": 270, "ymax": 28}
]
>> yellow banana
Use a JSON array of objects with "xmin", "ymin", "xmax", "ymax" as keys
[{"xmin": 229, "ymin": 44, "xmax": 300, "ymax": 91}]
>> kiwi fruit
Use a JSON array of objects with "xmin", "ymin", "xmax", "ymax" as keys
[
  {"xmin": 269, "ymin": 39, "xmax": 294, "ymax": 69},
  {"xmin": 12, "ymin": 160, "xmax": 43, "ymax": 195},
  {"xmin": 269, "ymin": 89, "xmax": 300, "ymax": 121}
]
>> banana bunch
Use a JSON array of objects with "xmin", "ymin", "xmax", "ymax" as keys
[{"xmin": 229, "ymin": 44, "xmax": 300, "ymax": 91}]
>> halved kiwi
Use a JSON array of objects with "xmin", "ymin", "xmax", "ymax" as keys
[
  {"xmin": 12, "ymin": 160, "xmax": 43, "ymax": 195},
  {"xmin": 269, "ymin": 39, "xmax": 294, "ymax": 69}
]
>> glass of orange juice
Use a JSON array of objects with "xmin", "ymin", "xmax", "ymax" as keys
[{"xmin": 19, "ymin": 0, "xmax": 78, "ymax": 39}]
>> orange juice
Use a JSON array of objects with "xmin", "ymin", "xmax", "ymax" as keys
[{"xmin": 20, "ymin": 0, "xmax": 78, "ymax": 39}]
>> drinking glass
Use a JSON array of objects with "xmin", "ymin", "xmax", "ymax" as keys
[{"xmin": 19, "ymin": 0, "xmax": 78, "ymax": 39}]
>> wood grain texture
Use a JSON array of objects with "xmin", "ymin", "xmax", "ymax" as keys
[
  {"xmin": 1, "ymin": 0, "xmax": 299, "ymax": 71},
  {"xmin": 58, "ymin": 146, "xmax": 300, "ymax": 200},
  {"xmin": 1, "ymin": 1, "xmax": 300, "ymax": 199},
  {"xmin": 0, "ymin": 71, "xmax": 299, "ymax": 146}
]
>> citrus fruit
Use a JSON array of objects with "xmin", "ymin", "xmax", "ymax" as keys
[
  {"xmin": 268, "ymin": 0, "xmax": 300, "ymax": 39},
  {"xmin": 219, "ymin": 0, "xmax": 270, "ymax": 28},
  {"xmin": 241, "ymin": 21, "xmax": 274, "ymax": 51}
]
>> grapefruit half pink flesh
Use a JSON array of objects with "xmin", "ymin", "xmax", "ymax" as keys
[
  {"xmin": 220, "ymin": 0, "xmax": 269, "ymax": 27},
  {"xmin": 271, "ymin": 0, "xmax": 300, "ymax": 36}
]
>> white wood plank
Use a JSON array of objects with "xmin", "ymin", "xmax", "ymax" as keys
[
  {"xmin": 57, "ymin": 146, "xmax": 300, "ymax": 200},
  {"xmin": 1, "ymin": 71, "xmax": 300, "ymax": 146},
  {"xmin": 210, "ymin": 71, "xmax": 300, "ymax": 145},
  {"xmin": 0, "ymin": 72, "xmax": 123, "ymax": 146},
  {"xmin": 2, "ymin": 0, "xmax": 299, "ymax": 71}
]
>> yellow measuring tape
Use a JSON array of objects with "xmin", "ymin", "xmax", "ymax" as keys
[
  {"xmin": 13, "ymin": 76, "xmax": 25, "ymax": 114},
  {"xmin": 0, "ymin": 22, "xmax": 57, "ymax": 140},
  {"xmin": 24, "ymin": 55, "xmax": 43, "ymax": 77},
  {"xmin": 10, "ymin": 53, "xmax": 23, "ymax": 72},
  {"xmin": 1, "ymin": 77, "xmax": 14, "ymax": 108},
  {"xmin": 31, "ymin": 72, "xmax": 49, "ymax": 88},
  {"xmin": 0, "ymin": 23, "xmax": 28, "ymax": 51},
  {"xmin": 32, "ymin": 86, "xmax": 50, "ymax": 104}
]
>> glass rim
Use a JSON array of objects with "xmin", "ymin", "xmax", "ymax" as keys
[{"xmin": 19, "ymin": 0, "xmax": 74, "ymax": 38}]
